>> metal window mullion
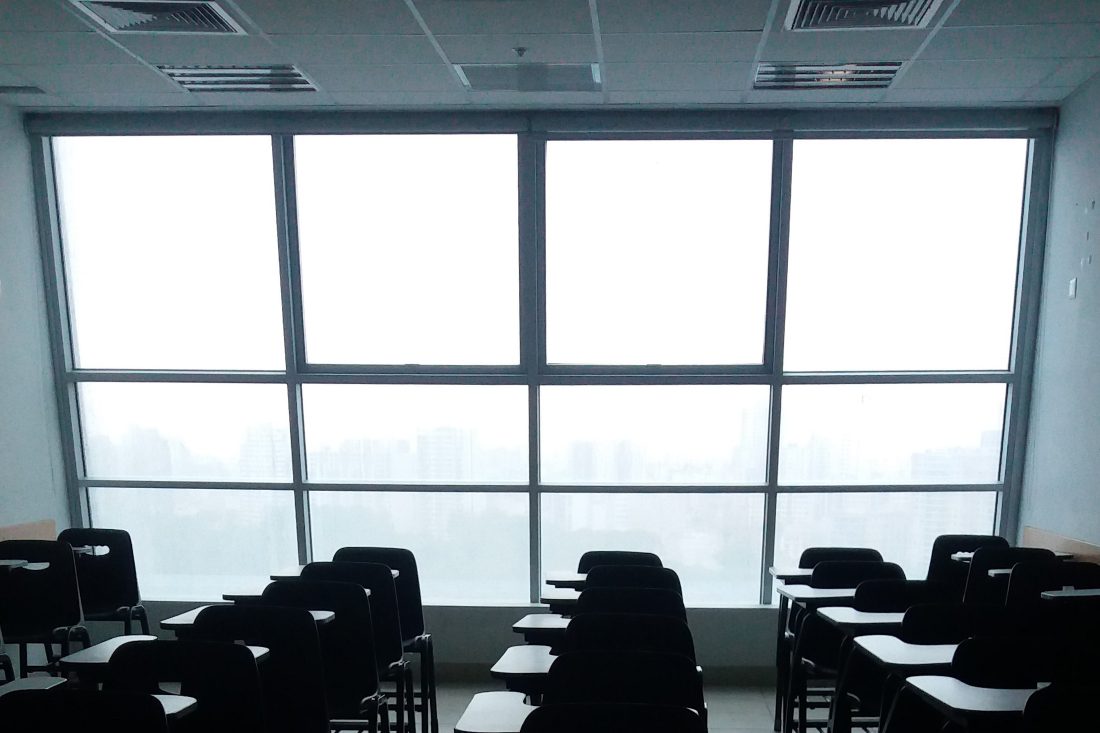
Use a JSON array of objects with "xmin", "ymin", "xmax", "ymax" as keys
[
  {"xmin": 272, "ymin": 134, "xmax": 312, "ymax": 564},
  {"xmin": 761, "ymin": 138, "xmax": 793, "ymax": 604}
]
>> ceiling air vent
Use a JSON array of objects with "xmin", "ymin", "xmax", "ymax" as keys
[
  {"xmin": 754, "ymin": 61, "xmax": 902, "ymax": 89},
  {"xmin": 158, "ymin": 65, "xmax": 317, "ymax": 92},
  {"xmin": 70, "ymin": 1, "xmax": 245, "ymax": 34},
  {"xmin": 455, "ymin": 63, "xmax": 601, "ymax": 92},
  {"xmin": 785, "ymin": 0, "xmax": 944, "ymax": 30}
]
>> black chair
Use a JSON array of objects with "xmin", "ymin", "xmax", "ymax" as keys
[
  {"xmin": 300, "ymin": 561, "xmax": 415, "ymax": 733},
  {"xmin": 576, "ymin": 551, "xmax": 662, "ymax": 573},
  {"xmin": 189, "ymin": 604, "xmax": 331, "ymax": 733},
  {"xmin": 1023, "ymin": 681, "xmax": 1095, "ymax": 730},
  {"xmin": 950, "ymin": 635, "xmax": 1046, "ymax": 689},
  {"xmin": 58, "ymin": 528, "xmax": 148, "ymax": 635},
  {"xmin": 1006, "ymin": 559, "xmax": 1100, "ymax": 608},
  {"xmin": 584, "ymin": 565, "xmax": 683, "ymax": 595},
  {"xmin": 798, "ymin": 547, "xmax": 883, "ymax": 569},
  {"xmin": 0, "ymin": 688, "xmax": 169, "ymax": 733},
  {"xmin": 962, "ymin": 547, "xmax": 1056, "ymax": 605},
  {"xmin": 574, "ymin": 587, "xmax": 686, "ymax": 621},
  {"xmin": 520, "ymin": 702, "xmax": 706, "ymax": 733},
  {"xmin": 332, "ymin": 547, "xmax": 437, "ymax": 733},
  {"xmin": 543, "ymin": 651, "xmax": 705, "ymax": 724},
  {"xmin": 924, "ymin": 534, "xmax": 1009, "ymax": 596},
  {"xmin": 260, "ymin": 579, "xmax": 387, "ymax": 730},
  {"xmin": 562, "ymin": 613, "xmax": 696, "ymax": 660},
  {"xmin": 852, "ymin": 579, "xmax": 955, "ymax": 612},
  {"xmin": 898, "ymin": 603, "xmax": 1023, "ymax": 645},
  {"xmin": 106, "ymin": 639, "xmax": 265, "ymax": 733},
  {"xmin": 0, "ymin": 540, "xmax": 90, "ymax": 676}
]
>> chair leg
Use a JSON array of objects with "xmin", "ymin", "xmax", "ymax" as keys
[
  {"xmin": 426, "ymin": 638, "xmax": 438, "ymax": 733},
  {"xmin": 124, "ymin": 612, "xmax": 132, "ymax": 636},
  {"xmin": 135, "ymin": 607, "xmax": 150, "ymax": 635},
  {"xmin": 394, "ymin": 669, "xmax": 405, "ymax": 733},
  {"xmin": 18, "ymin": 645, "xmax": 28, "ymax": 679},
  {"xmin": 404, "ymin": 664, "xmax": 417, "ymax": 733},
  {"xmin": 0, "ymin": 654, "xmax": 13, "ymax": 684}
]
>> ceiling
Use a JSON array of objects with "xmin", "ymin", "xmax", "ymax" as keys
[{"xmin": 0, "ymin": 0, "xmax": 1098, "ymax": 110}]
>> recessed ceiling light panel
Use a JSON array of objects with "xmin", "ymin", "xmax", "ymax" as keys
[{"xmin": 455, "ymin": 63, "xmax": 601, "ymax": 93}]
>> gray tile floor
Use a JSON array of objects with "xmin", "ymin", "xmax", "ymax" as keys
[{"xmin": 435, "ymin": 682, "xmax": 776, "ymax": 733}]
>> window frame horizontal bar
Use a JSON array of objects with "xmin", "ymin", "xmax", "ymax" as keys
[
  {"xmin": 780, "ymin": 371, "xmax": 1014, "ymax": 384},
  {"xmin": 774, "ymin": 483, "xmax": 1003, "ymax": 493}
]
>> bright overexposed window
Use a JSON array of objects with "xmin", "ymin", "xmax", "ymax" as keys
[
  {"xmin": 53, "ymin": 136, "xmax": 285, "ymax": 370},
  {"xmin": 545, "ymin": 140, "xmax": 773, "ymax": 365},
  {"xmin": 294, "ymin": 134, "xmax": 519, "ymax": 365},
  {"xmin": 784, "ymin": 138, "xmax": 1027, "ymax": 372}
]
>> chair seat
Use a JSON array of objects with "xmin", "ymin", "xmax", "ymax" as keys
[{"xmin": 454, "ymin": 691, "xmax": 535, "ymax": 733}]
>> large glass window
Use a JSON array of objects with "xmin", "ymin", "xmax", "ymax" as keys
[{"xmin": 47, "ymin": 129, "xmax": 1036, "ymax": 606}]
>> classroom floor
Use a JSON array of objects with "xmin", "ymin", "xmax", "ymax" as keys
[{"xmin": 435, "ymin": 683, "xmax": 776, "ymax": 733}]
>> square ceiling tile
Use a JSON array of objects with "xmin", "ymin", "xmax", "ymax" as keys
[
  {"xmin": 13, "ymin": 63, "xmax": 176, "ymax": 94},
  {"xmin": 117, "ymin": 34, "xmax": 290, "ymax": 65},
  {"xmin": 437, "ymin": 34, "xmax": 596, "ymax": 64},
  {"xmin": 1018, "ymin": 86, "xmax": 1077, "ymax": 102},
  {"xmin": 946, "ymin": 0, "xmax": 1100, "ymax": 27},
  {"xmin": 601, "ymin": 32, "xmax": 760, "ymax": 62},
  {"xmin": 597, "ymin": 0, "xmax": 772, "ymax": 32},
  {"xmin": 0, "ymin": 0, "xmax": 93, "ymax": 31},
  {"xmin": 235, "ymin": 0, "xmax": 422, "ymax": 34},
  {"xmin": 191, "ymin": 90, "xmax": 337, "ymax": 106},
  {"xmin": 895, "ymin": 58, "xmax": 1062, "ymax": 88},
  {"xmin": 744, "ymin": 88, "xmax": 886, "ymax": 104},
  {"xmin": 3, "ymin": 92, "xmax": 70, "ymax": 108},
  {"xmin": 329, "ymin": 90, "xmax": 469, "ymax": 106},
  {"xmin": 1042, "ymin": 57, "xmax": 1100, "ymax": 88},
  {"xmin": 883, "ymin": 86, "xmax": 1027, "ymax": 103},
  {"xmin": 467, "ymin": 90, "xmax": 604, "ymax": 106},
  {"xmin": 0, "ymin": 32, "xmax": 130, "ymax": 65},
  {"xmin": 62, "ymin": 91, "xmax": 203, "ymax": 108},
  {"xmin": 271, "ymin": 34, "xmax": 438, "ymax": 65},
  {"xmin": 413, "ymin": 0, "xmax": 592, "ymax": 34},
  {"xmin": 921, "ymin": 24, "xmax": 1100, "ymax": 59},
  {"xmin": 607, "ymin": 90, "xmax": 745, "ymax": 104},
  {"xmin": 301, "ymin": 63, "xmax": 462, "ymax": 92},
  {"xmin": 762, "ymin": 27, "xmax": 928, "ymax": 63},
  {"xmin": 603, "ymin": 61, "xmax": 753, "ymax": 91}
]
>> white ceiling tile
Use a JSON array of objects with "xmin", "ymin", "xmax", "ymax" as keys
[
  {"xmin": 3, "ymin": 92, "xmax": 70, "ymax": 108},
  {"xmin": 603, "ymin": 62, "xmax": 753, "ymax": 91},
  {"xmin": 1042, "ymin": 57, "xmax": 1100, "ymax": 88},
  {"xmin": 883, "ymin": 86, "xmax": 1027, "ymax": 103},
  {"xmin": 301, "ymin": 63, "xmax": 461, "ymax": 92},
  {"xmin": 762, "ymin": 28, "xmax": 929, "ymax": 63},
  {"xmin": 116, "ymin": 34, "xmax": 289, "ymax": 65},
  {"xmin": 1019, "ymin": 86, "xmax": 1077, "ymax": 102},
  {"xmin": 607, "ymin": 90, "xmax": 745, "ymax": 104},
  {"xmin": 234, "ymin": 0, "xmax": 422, "ymax": 34},
  {"xmin": 601, "ymin": 32, "xmax": 760, "ymax": 62},
  {"xmin": 329, "ymin": 90, "xmax": 469, "ymax": 105},
  {"xmin": 192, "ymin": 90, "xmax": 338, "ymax": 107},
  {"xmin": 921, "ymin": 24, "xmax": 1100, "ymax": 59},
  {"xmin": 597, "ymin": 0, "xmax": 772, "ymax": 32},
  {"xmin": 894, "ymin": 58, "xmax": 1062, "ymax": 88},
  {"xmin": 413, "ymin": 0, "xmax": 592, "ymax": 34},
  {"xmin": 946, "ymin": 0, "xmax": 1100, "ymax": 27},
  {"xmin": 744, "ymin": 88, "xmax": 886, "ymax": 104},
  {"xmin": 13, "ymin": 63, "xmax": 176, "ymax": 94},
  {"xmin": 467, "ymin": 90, "xmax": 604, "ymax": 106},
  {"xmin": 436, "ymin": 34, "xmax": 596, "ymax": 64},
  {"xmin": 0, "ymin": 1, "xmax": 92, "ymax": 31},
  {"xmin": 0, "ymin": 32, "xmax": 130, "ymax": 64},
  {"xmin": 0, "ymin": 66, "xmax": 29, "ymax": 85},
  {"xmin": 61, "ymin": 91, "xmax": 204, "ymax": 108},
  {"xmin": 270, "ymin": 34, "xmax": 438, "ymax": 65}
]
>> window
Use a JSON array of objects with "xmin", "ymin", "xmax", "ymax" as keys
[{"xmin": 45, "ymin": 127, "xmax": 1038, "ymax": 605}]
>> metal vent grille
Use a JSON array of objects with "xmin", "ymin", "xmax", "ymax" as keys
[
  {"xmin": 455, "ymin": 63, "xmax": 601, "ymax": 92},
  {"xmin": 71, "ymin": 1, "xmax": 244, "ymax": 34},
  {"xmin": 158, "ymin": 65, "xmax": 317, "ymax": 92},
  {"xmin": 754, "ymin": 62, "xmax": 902, "ymax": 89},
  {"xmin": 785, "ymin": 0, "xmax": 944, "ymax": 30}
]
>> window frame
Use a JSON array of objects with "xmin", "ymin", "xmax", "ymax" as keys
[{"xmin": 29, "ymin": 109, "xmax": 1053, "ymax": 605}]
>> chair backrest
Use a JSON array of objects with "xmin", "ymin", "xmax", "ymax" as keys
[
  {"xmin": 810, "ymin": 561, "xmax": 904, "ymax": 589},
  {"xmin": 1023, "ymin": 682, "xmax": 1094, "ymax": 731},
  {"xmin": 925, "ymin": 534, "xmax": 1009, "ymax": 591},
  {"xmin": 575, "ymin": 587, "xmax": 686, "ymax": 621},
  {"xmin": 543, "ymin": 651, "xmax": 704, "ymax": 717},
  {"xmin": 584, "ymin": 565, "xmax": 682, "ymax": 595},
  {"xmin": 106, "ymin": 639, "xmax": 265, "ymax": 733},
  {"xmin": 853, "ymin": 579, "xmax": 955, "ymax": 612},
  {"xmin": 899, "ymin": 603, "xmax": 1020, "ymax": 645},
  {"xmin": 332, "ymin": 546, "xmax": 425, "ymax": 640},
  {"xmin": 259, "ymin": 578, "xmax": 383, "ymax": 717},
  {"xmin": 563, "ymin": 613, "xmax": 696, "ymax": 660},
  {"xmin": 1006, "ymin": 560, "xmax": 1100, "ymax": 607},
  {"xmin": 58, "ymin": 528, "xmax": 142, "ymax": 614},
  {"xmin": 299, "ymin": 561, "xmax": 404, "ymax": 666},
  {"xmin": 963, "ymin": 547, "xmax": 1056, "ymax": 605},
  {"xmin": 950, "ymin": 636, "xmax": 1044, "ymax": 688},
  {"xmin": 797, "ymin": 547, "xmax": 882, "ymax": 569},
  {"xmin": 520, "ymin": 703, "xmax": 706, "ymax": 733},
  {"xmin": 190, "ymin": 604, "xmax": 329, "ymax": 733},
  {"xmin": 576, "ymin": 551, "xmax": 662, "ymax": 573},
  {"xmin": 0, "ymin": 689, "xmax": 169, "ymax": 733},
  {"xmin": 0, "ymin": 540, "xmax": 84, "ymax": 637}
]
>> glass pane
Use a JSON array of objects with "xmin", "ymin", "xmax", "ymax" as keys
[
  {"xmin": 540, "ymin": 386, "xmax": 770, "ymax": 485},
  {"xmin": 310, "ymin": 491, "xmax": 529, "ymax": 605},
  {"xmin": 295, "ymin": 134, "xmax": 519, "ymax": 365},
  {"xmin": 785, "ymin": 139, "xmax": 1027, "ymax": 371},
  {"xmin": 546, "ymin": 140, "xmax": 773, "ymax": 365},
  {"xmin": 541, "ymin": 493, "xmax": 765, "ymax": 606},
  {"xmin": 302, "ymin": 385, "xmax": 528, "ymax": 484},
  {"xmin": 90, "ymin": 487, "xmax": 298, "ymax": 602},
  {"xmin": 53, "ymin": 136, "xmax": 284, "ymax": 370},
  {"xmin": 80, "ymin": 383, "xmax": 292, "ymax": 482},
  {"xmin": 774, "ymin": 491, "xmax": 997, "ymax": 584},
  {"xmin": 778, "ymin": 384, "xmax": 1005, "ymax": 485}
]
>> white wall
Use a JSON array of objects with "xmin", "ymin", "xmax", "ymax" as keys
[
  {"xmin": 1019, "ymin": 73, "xmax": 1100, "ymax": 545},
  {"xmin": 0, "ymin": 103, "xmax": 68, "ymax": 529}
]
